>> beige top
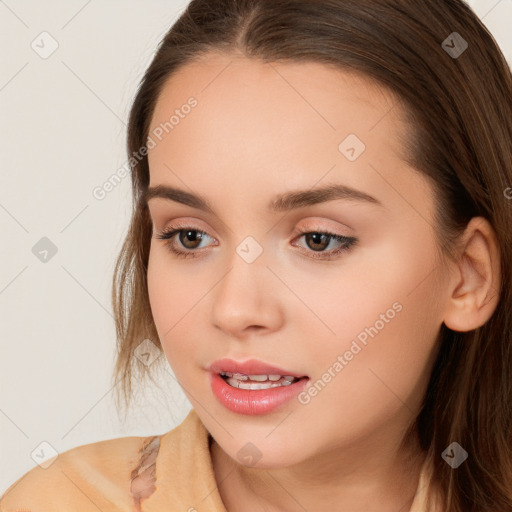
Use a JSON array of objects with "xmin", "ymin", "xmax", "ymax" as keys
[{"xmin": 0, "ymin": 408, "xmax": 438, "ymax": 511}]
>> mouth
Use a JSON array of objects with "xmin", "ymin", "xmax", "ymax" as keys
[
  {"xmin": 207, "ymin": 358, "xmax": 310, "ymax": 415},
  {"xmin": 218, "ymin": 371, "xmax": 306, "ymax": 390},
  {"xmin": 207, "ymin": 357, "xmax": 308, "ymax": 387}
]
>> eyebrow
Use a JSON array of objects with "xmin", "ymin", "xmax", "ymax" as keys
[{"xmin": 142, "ymin": 183, "xmax": 383, "ymax": 213}]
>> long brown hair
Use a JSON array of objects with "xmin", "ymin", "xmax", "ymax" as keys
[{"xmin": 111, "ymin": 1, "xmax": 512, "ymax": 509}]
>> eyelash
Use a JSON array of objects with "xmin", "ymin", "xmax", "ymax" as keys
[{"xmin": 154, "ymin": 224, "xmax": 358, "ymax": 261}]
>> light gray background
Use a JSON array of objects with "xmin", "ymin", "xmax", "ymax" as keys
[{"xmin": 1, "ymin": 0, "xmax": 511, "ymax": 495}]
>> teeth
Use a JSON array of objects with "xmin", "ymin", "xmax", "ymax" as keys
[
  {"xmin": 247, "ymin": 374, "xmax": 268, "ymax": 381},
  {"xmin": 226, "ymin": 377, "xmax": 295, "ymax": 390},
  {"xmin": 219, "ymin": 371, "xmax": 302, "ymax": 389}
]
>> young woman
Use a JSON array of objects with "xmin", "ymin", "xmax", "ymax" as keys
[{"xmin": 2, "ymin": 1, "xmax": 511, "ymax": 511}]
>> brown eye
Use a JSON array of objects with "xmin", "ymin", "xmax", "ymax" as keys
[
  {"xmin": 155, "ymin": 226, "xmax": 215, "ymax": 259},
  {"xmin": 155, "ymin": 225, "xmax": 357, "ymax": 261},
  {"xmin": 304, "ymin": 233, "xmax": 330, "ymax": 252},
  {"xmin": 293, "ymin": 229, "xmax": 358, "ymax": 260},
  {"xmin": 178, "ymin": 230, "xmax": 205, "ymax": 249}
]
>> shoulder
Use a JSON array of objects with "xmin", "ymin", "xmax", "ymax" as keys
[{"xmin": 0, "ymin": 433, "xmax": 161, "ymax": 512}]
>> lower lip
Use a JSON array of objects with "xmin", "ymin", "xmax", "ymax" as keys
[{"xmin": 209, "ymin": 372, "xmax": 309, "ymax": 415}]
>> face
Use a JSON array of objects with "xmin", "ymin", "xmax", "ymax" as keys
[{"xmin": 146, "ymin": 52, "xmax": 447, "ymax": 469}]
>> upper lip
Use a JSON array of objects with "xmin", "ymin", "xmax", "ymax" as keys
[{"xmin": 208, "ymin": 358, "xmax": 307, "ymax": 378}]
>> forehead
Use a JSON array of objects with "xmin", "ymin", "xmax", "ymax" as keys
[
  {"xmin": 146, "ymin": 52, "xmax": 418, "ymax": 213},
  {"xmin": 149, "ymin": 52, "xmax": 403, "ymax": 133},
  {"xmin": 150, "ymin": 53, "xmax": 408, "ymax": 142}
]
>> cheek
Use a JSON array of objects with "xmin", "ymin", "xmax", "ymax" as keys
[
  {"xmin": 286, "ymin": 230, "xmax": 440, "ymax": 339},
  {"xmin": 147, "ymin": 244, "xmax": 201, "ymax": 328},
  {"xmin": 146, "ymin": 246, "xmax": 212, "ymax": 369},
  {"xmin": 147, "ymin": 247, "xmax": 173, "ymax": 332},
  {"xmin": 147, "ymin": 248, "xmax": 185, "ymax": 352},
  {"xmin": 295, "ymin": 232, "xmax": 442, "ymax": 413},
  {"xmin": 307, "ymin": 297, "xmax": 439, "ymax": 449}
]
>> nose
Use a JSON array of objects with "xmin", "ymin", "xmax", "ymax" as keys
[{"xmin": 210, "ymin": 247, "xmax": 285, "ymax": 339}]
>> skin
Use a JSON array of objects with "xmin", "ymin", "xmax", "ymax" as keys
[{"xmin": 145, "ymin": 52, "xmax": 501, "ymax": 511}]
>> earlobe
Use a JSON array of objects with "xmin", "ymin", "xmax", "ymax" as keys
[{"xmin": 442, "ymin": 217, "xmax": 501, "ymax": 333}]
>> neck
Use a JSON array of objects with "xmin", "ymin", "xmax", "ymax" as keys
[{"xmin": 210, "ymin": 426, "xmax": 426, "ymax": 512}]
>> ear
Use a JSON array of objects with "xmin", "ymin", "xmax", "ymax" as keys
[{"xmin": 442, "ymin": 216, "xmax": 501, "ymax": 332}]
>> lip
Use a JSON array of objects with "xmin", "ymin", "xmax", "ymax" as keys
[
  {"xmin": 207, "ymin": 358, "xmax": 307, "ymax": 378},
  {"xmin": 207, "ymin": 358, "xmax": 309, "ymax": 415},
  {"xmin": 209, "ymin": 372, "xmax": 309, "ymax": 415}
]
